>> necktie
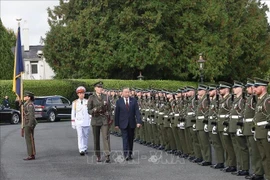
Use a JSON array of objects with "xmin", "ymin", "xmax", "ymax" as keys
[
  {"xmin": 81, "ymin": 100, "xmax": 83, "ymax": 105},
  {"xmin": 125, "ymin": 98, "xmax": 129, "ymax": 109}
]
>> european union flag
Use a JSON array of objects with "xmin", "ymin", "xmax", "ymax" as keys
[{"xmin": 12, "ymin": 26, "xmax": 24, "ymax": 99}]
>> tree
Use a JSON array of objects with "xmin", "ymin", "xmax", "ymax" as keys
[
  {"xmin": 0, "ymin": 19, "xmax": 16, "ymax": 80},
  {"xmin": 44, "ymin": 0, "xmax": 270, "ymax": 81}
]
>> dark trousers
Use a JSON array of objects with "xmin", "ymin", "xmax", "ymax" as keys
[{"xmin": 121, "ymin": 125, "xmax": 135, "ymax": 157}]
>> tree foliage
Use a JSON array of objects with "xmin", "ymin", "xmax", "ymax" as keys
[
  {"xmin": 44, "ymin": 0, "xmax": 270, "ymax": 82},
  {"xmin": 0, "ymin": 19, "xmax": 16, "ymax": 80}
]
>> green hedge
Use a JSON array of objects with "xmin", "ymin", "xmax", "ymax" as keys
[{"xmin": 0, "ymin": 79, "xmax": 197, "ymax": 109}]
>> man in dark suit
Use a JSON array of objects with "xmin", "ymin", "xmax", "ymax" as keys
[{"xmin": 115, "ymin": 87, "xmax": 142, "ymax": 161}]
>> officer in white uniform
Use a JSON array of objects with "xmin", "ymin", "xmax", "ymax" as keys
[{"xmin": 71, "ymin": 86, "xmax": 91, "ymax": 156}]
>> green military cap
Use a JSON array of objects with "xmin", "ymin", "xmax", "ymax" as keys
[
  {"xmin": 245, "ymin": 78, "xmax": 254, "ymax": 87},
  {"xmin": 232, "ymin": 80, "xmax": 244, "ymax": 88},
  {"xmin": 218, "ymin": 81, "xmax": 232, "ymax": 89},
  {"xmin": 186, "ymin": 86, "xmax": 196, "ymax": 91},
  {"xmin": 197, "ymin": 84, "xmax": 208, "ymax": 91},
  {"xmin": 207, "ymin": 84, "xmax": 217, "ymax": 91},
  {"xmin": 93, "ymin": 81, "xmax": 103, "ymax": 87},
  {"xmin": 254, "ymin": 77, "xmax": 269, "ymax": 87},
  {"xmin": 24, "ymin": 91, "xmax": 34, "ymax": 97}
]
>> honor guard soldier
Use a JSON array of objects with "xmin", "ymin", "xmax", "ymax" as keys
[
  {"xmin": 243, "ymin": 79, "xmax": 264, "ymax": 180},
  {"xmin": 196, "ymin": 84, "xmax": 212, "ymax": 166},
  {"xmin": 230, "ymin": 81, "xmax": 249, "ymax": 176},
  {"xmin": 185, "ymin": 86, "xmax": 202, "ymax": 162},
  {"xmin": 71, "ymin": 86, "xmax": 91, "ymax": 156},
  {"xmin": 22, "ymin": 91, "xmax": 38, "ymax": 160},
  {"xmin": 208, "ymin": 85, "xmax": 225, "ymax": 169},
  {"xmin": 87, "ymin": 81, "xmax": 111, "ymax": 163},
  {"xmin": 253, "ymin": 77, "xmax": 270, "ymax": 180},
  {"xmin": 217, "ymin": 82, "xmax": 236, "ymax": 172}
]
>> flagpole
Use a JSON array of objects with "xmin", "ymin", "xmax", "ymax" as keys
[{"xmin": 16, "ymin": 18, "xmax": 24, "ymax": 131}]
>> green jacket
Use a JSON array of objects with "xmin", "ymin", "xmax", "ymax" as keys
[
  {"xmin": 23, "ymin": 101, "xmax": 37, "ymax": 128},
  {"xmin": 87, "ymin": 93, "xmax": 111, "ymax": 126},
  {"xmin": 186, "ymin": 97, "xmax": 196, "ymax": 128},
  {"xmin": 254, "ymin": 93, "xmax": 270, "ymax": 139},
  {"xmin": 217, "ymin": 94, "xmax": 232, "ymax": 132},
  {"xmin": 243, "ymin": 94, "xmax": 256, "ymax": 136},
  {"xmin": 196, "ymin": 94, "xmax": 208, "ymax": 131},
  {"xmin": 228, "ymin": 96, "xmax": 245, "ymax": 133}
]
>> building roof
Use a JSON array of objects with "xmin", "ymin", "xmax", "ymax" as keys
[{"xmin": 11, "ymin": 45, "xmax": 44, "ymax": 59}]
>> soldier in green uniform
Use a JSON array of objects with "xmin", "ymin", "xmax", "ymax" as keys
[
  {"xmin": 165, "ymin": 91, "xmax": 177, "ymax": 154},
  {"xmin": 229, "ymin": 81, "xmax": 249, "ymax": 176},
  {"xmin": 87, "ymin": 81, "xmax": 111, "ymax": 163},
  {"xmin": 208, "ymin": 85, "xmax": 225, "ymax": 169},
  {"xmin": 217, "ymin": 82, "xmax": 237, "ymax": 172},
  {"xmin": 157, "ymin": 90, "xmax": 166, "ymax": 150},
  {"xmin": 243, "ymin": 79, "xmax": 264, "ymax": 180},
  {"xmin": 185, "ymin": 86, "xmax": 202, "ymax": 162},
  {"xmin": 196, "ymin": 84, "xmax": 212, "ymax": 166},
  {"xmin": 176, "ymin": 88, "xmax": 189, "ymax": 158},
  {"xmin": 22, "ymin": 91, "xmax": 38, "ymax": 160},
  {"xmin": 253, "ymin": 77, "xmax": 270, "ymax": 180}
]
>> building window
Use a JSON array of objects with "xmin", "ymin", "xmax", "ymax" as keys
[{"xmin": 31, "ymin": 64, "xmax": 38, "ymax": 74}]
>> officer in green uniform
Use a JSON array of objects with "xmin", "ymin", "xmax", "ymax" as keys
[
  {"xmin": 196, "ymin": 84, "xmax": 212, "ymax": 166},
  {"xmin": 151, "ymin": 90, "xmax": 160, "ymax": 148},
  {"xmin": 243, "ymin": 79, "xmax": 264, "ymax": 180},
  {"xmin": 208, "ymin": 85, "xmax": 225, "ymax": 169},
  {"xmin": 87, "ymin": 81, "xmax": 111, "ymax": 163},
  {"xmin": 253, "ymin": 77, "xmax": 270, "ymax": 180},
  {"xmin": 22, "ymin": 91, "xmax": 38, "ymax": 160},
  {"xmin": 229, "ymin": 81, "xmax": 249, "ymax": 176},
  {"xmin": 217, "ymin": 82, "xmax": 237, "ymax": 172},
  {"xmin": 185, "ymin": 86, "xmax": 202, "ymax": 162},
  {"xmin": 140, "ymin": 91, "xmax": 147, "ymax": 145}
]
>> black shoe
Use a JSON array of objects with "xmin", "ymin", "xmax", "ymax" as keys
[
  {"xmin": 105, "ymin": 156, "xmax": 110, "ymax": 163},
  {"xmin": 84, "ymin": 150, "xmax": 88, "ymax": 154},
  {"xmin": 245, "ymin": 174, "xmax": 264, "ymax": 180},
  {"xmin": 180, "ymin": 154, "xmax": 189, "ymax": 158},
  {"xmin": 198, "ymin": 161, "xmax": 212, "ymax": 166},
  {"xmin": 236, "ymin": 170, "xmax": 249, "ymax": 176},
  {"xmin": 210, "ymin": 163, "xmax": 224, "ymax": 169},
  {"xmin": 125, "ymin": 156, "xmax": 130, "ymax": 161},
  {"xmin": 80, "ymin": 151, "xmax": 85, "ymax": 156},
  {"xmin": 192, "ymin": 158, "xmax": 203, "ymax": 163},
  {"xmin": 222, "ymin": 166, "xmax": 237, "ymax": 172},
  {"xmin": 187, "ymin": 156, "xmax": 195, "ymax": 161}
]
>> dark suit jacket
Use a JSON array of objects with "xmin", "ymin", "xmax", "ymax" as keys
[{"xmin": 115, "ymin": 97, "xmax": 142, "ymax": 129}]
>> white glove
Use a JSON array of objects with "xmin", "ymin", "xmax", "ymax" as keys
[
  {"xmin": 236, "ymin": 128, "xmax": 243, "ymax": 136},
  {"xmin": 212, "ymin": 126, "xmax": 217, "ymax": 134},
  {"xmin": 72, "ymin": 125, "xmax": 76, "ymax": 130},
  {"xmin": 204, "ymin": 124, "xmax": 208, "ymax": 132}
]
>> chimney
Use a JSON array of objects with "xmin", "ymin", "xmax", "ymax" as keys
[{"xmin": 23, "ymin": 20, "xmax": 29, "ymax": 51}]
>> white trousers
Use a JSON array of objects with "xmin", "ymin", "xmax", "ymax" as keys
[{"xmin": 76, "ymin": 126, "xmax": 90, "ymax": 152}]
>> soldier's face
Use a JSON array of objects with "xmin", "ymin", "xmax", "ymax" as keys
[
  {"xmin": 246, "ymin": 87, "xmax": 253, "ymax": 94},
  {"xmin": 23, "ymin": 95, "xmax": 30, "ymax": 101},
  {"xmin": 209, "ymin": 90, "xmax": 215, "ymax": 97},
  {"xmin": 233, "ymin": 87, "xmax": 242, "ymax": 95},
  {"xmin": 95, "ymin": 86, "xmax": 103, "ymax": 94},
  {"xmin": 254, "ymin": 86, "xmax": 264, "ymax": 96}
]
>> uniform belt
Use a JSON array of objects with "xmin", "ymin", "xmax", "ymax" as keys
[
  {"xmin": 145, "ymin": 109, "xmax": 150, "ymax": 112},
  {"xmin": 197, "ymin": 116, "xmax": 204, "ymax": 120},
  {"xmin": 187, "ymin": 112, "xmax": 195, "ymax": 115},
  {"xmin": 151, "ymin": 109, "xmax": 155, "ymax": 112},
  {"xmin": 164, "ymin": 115, "xmax": 169, "ymax": 118},
  {"xmin": 231, "ymin": 115, "xmax": 240, "ymax": 119},
  {"xmin": 219, "ymin": 115, "xmax": 229, "ymax": 118},
  {"xmin": 174, "ymin": 114, "xmax": 180, "ymax": 117},
  {"xmin": 159, "ymin": 112, "xmax": 164, "ymax": 115},
  {"xmin": 257, "ymin": 121, "xmax": 269, "ymax": 126},
  {"xmin": 209, "ymin": 116, "xmax": 213, "ymax": 119},
  {"xmin": 169, "ymin": 113, "xmax": 174, "ymax": 116},
  {"xmin": 244, "ymin": 118, "xmax": 253, "ymax": 123},
  {"xmin": 155, "ymin": 111, "xmax": 159, "ymax": 113}
]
